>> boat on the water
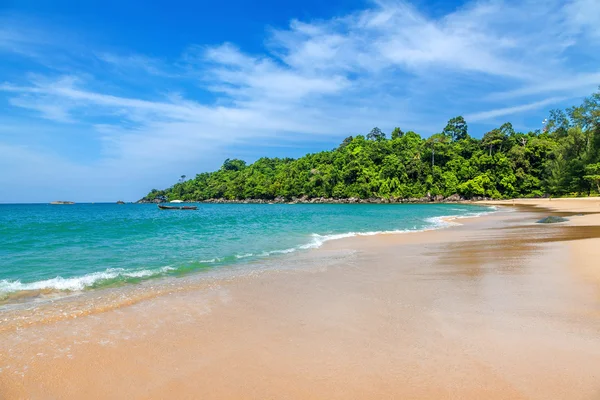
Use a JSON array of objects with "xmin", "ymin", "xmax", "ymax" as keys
[
  {"xmin": 158, "ymin": 204, "xmax": 197, "ymax": 210},
  {"xmin": 50, "ymin": 201, "xmax": 75, "ymax": 205}
]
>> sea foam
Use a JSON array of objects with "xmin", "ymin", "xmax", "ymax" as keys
[{"xmin": 0, "ymin": 266, "xmax": 176, "ymax": 294}]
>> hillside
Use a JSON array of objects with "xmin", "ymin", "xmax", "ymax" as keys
[{"xmin": 141, "ymin": 89, "xmax": 600, "ymax": 203}]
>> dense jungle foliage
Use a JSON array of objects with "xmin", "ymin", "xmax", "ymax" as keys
[{"xmin": 144, "ymin": 89, "xmax": 600, "ymax": 201}]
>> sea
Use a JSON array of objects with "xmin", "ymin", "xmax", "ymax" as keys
[{"xmin": 0, "ymin": 203, "xmax": 494, "ymax": 300}]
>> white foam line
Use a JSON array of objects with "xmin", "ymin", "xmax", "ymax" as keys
[
  {"xmin": 235, "ymin": 253, "xmax": 254, "ymax": 259},
  {"xmin": 198, "ymin": 257, "xmax": 223, "ymax": 263},
  {"xmin": 425, "ymin": 207, "xmax": 497, "ymax": 228},
  {"xmin": 0, "ymin": 266, "xmax": 176, "ymax": 294}
]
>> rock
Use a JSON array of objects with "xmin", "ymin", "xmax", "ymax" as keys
[
  {"xmin": 444, "ymin": 194, "xmax": 461, "ymax": 202},
  {"xmin": 433, "ymin": 195, "xmax": 444, "ymax": 202},
  {"xmin": 537, "ymin": 216, "xmax": 569, "ymax": 224},
  {"xmin": 136, "ymin": 198, "xmax": 163, "ymax": 204}
]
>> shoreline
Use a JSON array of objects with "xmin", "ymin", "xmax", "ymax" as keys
[
  {"xmin": 137, "ymin": 194, "xmax": 466, "ymax": 204},
  {"xmin": 2, "ymin": 199, "xmax": 600, "ymax": 398}
]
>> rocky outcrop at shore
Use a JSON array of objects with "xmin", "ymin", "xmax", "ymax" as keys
[
  {"xmin": 137, "ymin": 198, "xmax": 164, "ymax": 204},
  {"xmin": 136, "ymin": 194, "xmax": 476, "ymax": 204},
  {"xmin": 536, "ymin": 216, "xmax": 569, "ymax": 224}
]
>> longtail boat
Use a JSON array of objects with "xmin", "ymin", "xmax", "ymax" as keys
[{"xmin": 158, "ymin": 204, "xmax": 197, "ymax": 210}]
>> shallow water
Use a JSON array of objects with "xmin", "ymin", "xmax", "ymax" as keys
[{"xmin": 0, "ymin": 203, "xmax": 492, "ymax": 296}]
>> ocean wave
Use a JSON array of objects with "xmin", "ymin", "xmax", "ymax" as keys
[
  {"xmin": 231, "ymin": 232, "xmax": 395, "ymax": 261},
  {"xmin": 425, "ymin": 207, "xmax": 497, "ymax": 228},
  {"xmin": 425, "ymin": 216, "xmax": 462, "ymax": 227},
  {"xmin": 198, "ymin": 258, "xmax": 223, "ymax": 263},
  {"xmin": 235, "ymin": 253, "xmax": 254, "ymax": 259},
  {"xmin": 0, "ymin": 266, "xmax": 176, "ymax": 294},
  {"xmin": 303, "ymin": 229, "xmax": 417, "ymax": 249}
]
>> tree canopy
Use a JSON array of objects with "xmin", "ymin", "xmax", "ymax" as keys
[
  {"xmin": 143, "ymin": 88, "xmax": 600, "ymax": 202},
  {"xmin": 443, "ymin": 116, "xmax": 468, "ymax": 142}
]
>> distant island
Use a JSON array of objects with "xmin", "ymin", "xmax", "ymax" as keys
[
  {"xmin": 50, "ymin": 201, "xmax": 75, "ymax": 205},
  {"xmin": 140, "ymin": 88, "xmax": 600, "ymax": 204}
]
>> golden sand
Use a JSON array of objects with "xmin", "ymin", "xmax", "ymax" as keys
[{"xmin": 1, "ymin": 199, "xmax": 600, "ymax": 399}]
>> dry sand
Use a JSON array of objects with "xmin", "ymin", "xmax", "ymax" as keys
[{"xmin": 1, "ymin": 199, "xmax": 600, "ymax": 399}]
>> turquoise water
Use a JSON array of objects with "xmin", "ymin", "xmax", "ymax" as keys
[{"xmin": 0, "ymin": 203, "xmax": 493, "ymax": 295}]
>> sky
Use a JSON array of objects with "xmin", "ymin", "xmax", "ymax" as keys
[{"xmin": 1, "ymin": 0, "xmax": 599, "ymax": 203}]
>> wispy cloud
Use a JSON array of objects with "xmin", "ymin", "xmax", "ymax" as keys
[
  {"xmin": 0, "ymin": 0, "xmax": 599, "ymax": 201},
  {"xmin": 488, "ymin": 72, "xmax": 600, "ymax": 100},
  {"xmin": 465, "ymin": 97, "xmax": 570, "ymax": 122},
  {"xmin": 95, "ymin": 52, "xmax": 180, "ymax": 78},
  {"xmin": 565, "ymin": 0, "xmax": 600, "ymax": 39}
]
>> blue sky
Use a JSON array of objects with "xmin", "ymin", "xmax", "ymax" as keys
[{"xmin": 1, "ymin": 0, "xmax": 599, "ymax": 203}]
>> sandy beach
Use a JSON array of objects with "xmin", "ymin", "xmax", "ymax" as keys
[{"xmin": 1, "ymin": 199, "xmax": 600, "ymax": 399}]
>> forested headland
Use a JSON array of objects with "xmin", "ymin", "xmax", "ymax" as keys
[{"xmin": 141, "ymin": 89, "xmax": 600, "ymax": 203}]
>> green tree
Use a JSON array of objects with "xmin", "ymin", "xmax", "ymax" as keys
[
  {"xmin": 482, "ymin": 128, "xmax": 508, "ymax": 156},
  {"xmin": 584, "ymin": 163, "xmax": 600, "ymax": 193},
  {"xmin": 367, "ymin": 127, "xmax": 386, "ymax": 141},
  {"xmin": 547, "ymin": 109, "xmax": 570, "ymax": 137},
  {"xmin": 426, "ymin": 133, "xmax": 450, "ymax": 168},
  {"xmin": 443, "ymin": 116, "xmax": 468, "ymax": 142},
  {"xmin": 391, "ymin": 127, "xmax": 404, "ymax": 140},
  {"xmin": 338, "ymin": 136, "xmax": 353, "ymax": 150},
  {"xmin": 222, "ymin": 159, "xmax": 247, "ymax": 171}
]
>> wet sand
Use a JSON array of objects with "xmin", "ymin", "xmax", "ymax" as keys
[{"xmin": 1, "ymin": 200, "xmax": 600, "ymax": 399}]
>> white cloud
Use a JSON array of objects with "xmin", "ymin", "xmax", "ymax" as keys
[
  {"xmin": 488, "ymin": 72, "xmax": 600, "ymax": 100},
  {"xmin": 565, "ymin": 0, "xmax": 600, "ymax": 39},
  {"xmin": 465, "ymin": 97, "xmax": 569, "ymax": 122},
  {"xmin": 96, "ymin": 52, "xmax": 180, "ymax": 78},
  {"xmin": 200, "ymin": 43, "xmax": 350, "ymax": 103},
  {"xmin": 0, "ymin": 24, "xmax": 48, "ymax": 57}
]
